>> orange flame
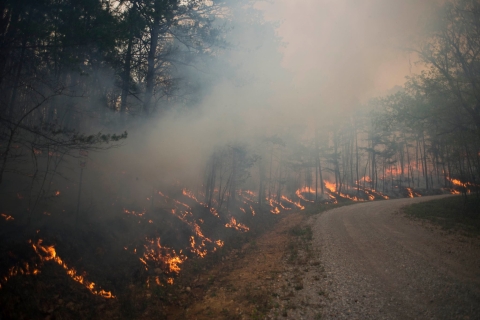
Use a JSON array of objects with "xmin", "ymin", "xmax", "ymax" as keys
[
  {"xmin": 0, "ymin": 262, "xmax": 40, "ymax": 289},
  {"xmin": 142, "ymin": 237, "xmax": 187, "ymax": 276},
  {"xmin": 31, "ymin": 240, "xmax": 115, "ymax": 298},
  {"xmin": 1, "ymin": 213, "xmax": 14, "ymax": 221},
  {"xmin": 225, "ymin": 217, "xmax": 249, "ymax": 232},
  {"xmin": 270, "ymin": 207, "xmax": 280, "ymax": 214},
  {"xmin": 281, "ymin": 196, "xmax": 305, "ymax": 210},
  {"xmin": 324, "ymin": 181, "xmax": 336, "ymax": 193},
  {"xmin": 295, "ymin": 187, "xmax": 315, "ymax": 203}
]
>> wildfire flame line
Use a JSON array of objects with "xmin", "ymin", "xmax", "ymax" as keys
[
  {"xmin": 225, "ymin": 216, "xmax": 249, "ymax": 232},
  {"xmin": 295, "ymin": 187, "xmax": 315, "ymax": 203},
  {"xmin": 31, "ymin": 239, "xmax": 115, "ymax": 298}
]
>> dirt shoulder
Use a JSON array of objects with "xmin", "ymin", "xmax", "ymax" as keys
[{"xmin": 164, "ymin": 210, "xmax": 310, "ymax": 319}]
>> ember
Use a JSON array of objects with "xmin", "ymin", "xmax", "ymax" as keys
[{"xmin": 1, "ymin": 213, "xmax": 14, "ymax": 221}]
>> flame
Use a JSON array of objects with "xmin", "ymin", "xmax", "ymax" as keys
[
  {"xmin": 448, "ymin": 177, "xmax": 466, "ymax": 187},
  {"xmin": 182, "ymin": 189, "xmax": 205, "ymax": 205},
  {"xmin": 406, "ymin": 188, "xmax": 414, "ymax": 198},
  {"xmin": 281, "ymin": 196, "xmax": 305, "ymax": 210},
  {"xmin": 243, "ymin": 190, "xmax": 256, "ymax": 198},
  {"xmin": 249, "ymin": 205, "xmax": 256, "ymax": 216},
  {"xmin": 358, "ymin": 176, "xmax": 372, "ymax": 183},
  {"xmin": 123, "ymin": 208, "xmax": 146, "ymax": 217},
  {"xmin": 54, "ymin": 190, "xmax": 60, "ymax": 196},
  {"xmin": 295, "ymin": 187, "xmax": 315, "ymax": 203},
  {"xmin": 210, "ymin": 207, "xmax": 219, "ymax": 217},
  {"xmin": 1, "ymin": 213, "xmax": 14, "ymax": 221},
  {"xmin": 270, "ymin": 207, "xmax": 280, "ymax": 214},
  {"xmin": 267, "ymin": 197, "xmax": 291, "ymax": 211},
  {"xmin": 225, "ymin": 217, "xmax": 249, "ymax": 232},
  {"xmin": 324, "ymin": 181, "xmax": 364, "ymax": 202},
  {"xmin": 31, "ymin": 240, "xmax": 115, "ymax": 298},
  {"xmin": 405, "ymin": 188, "xmax": 421, "ymax": 198},
  {"xmin": 141, "ymin": 237, "xmax": 187, "ymax": 276},
  {"xmin": 239, "ymin": 190, "xmax": 258, "ymax": 205},
  {"xmin": 327, "ymin": 193, "xmax": 338, "ymax": 204},
  {"xmin": 338, "ymin": 192, "xmax": 364, "ymax": 202},
  {"xmin": 190, "ymin": 236, "xmax": 208, "ymax": 258},
  {"xmin": 0, "ymin": 262, "xmax": 40, "ymax": 289},
  {"xmin": 324, "ymin": 181, "xmax": 336, "ymax": 193}
]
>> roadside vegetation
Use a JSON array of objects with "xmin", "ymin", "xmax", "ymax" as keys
[{"xmin": 404, "ymin": 195, "xmax": 480, "ymax": 235}]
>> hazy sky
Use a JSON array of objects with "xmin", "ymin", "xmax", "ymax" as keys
[{"xmin": 258, "ymin": 0, "xmax": 441, "ymax": 112}]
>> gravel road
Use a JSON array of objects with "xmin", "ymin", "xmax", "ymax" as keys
[{"xmin": 315, "ymin": 195, "xmax": 480, "ymax": 320}]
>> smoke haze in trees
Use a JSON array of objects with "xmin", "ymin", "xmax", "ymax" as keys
[{"xmin": 111, "ymin": 0, "xmax": 441, "ymax": 185}]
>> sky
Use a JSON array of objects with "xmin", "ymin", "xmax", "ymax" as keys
[{"xmin": 257, "ymin": 0, "xmax": 441, "ymax": 113}]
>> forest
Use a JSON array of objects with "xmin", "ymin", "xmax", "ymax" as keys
[{"xmin": 0, "ymin": 0, "xmax": 479, "ymax": 318}]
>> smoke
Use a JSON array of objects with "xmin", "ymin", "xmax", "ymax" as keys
[
  {"xmin": 88, "ymin": 0, "xmax": 444, "ymax": 193},
  {"xmin": 259, "ymin": 0, "xmax": 441, "ymax": 115}
]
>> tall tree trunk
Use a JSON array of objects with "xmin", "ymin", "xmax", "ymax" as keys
[
  {"xmin": 120, "ymin": 34, "xmax": 134, "ymax": 114},
  {"xmin": 144, "ymin": 17, "xmax": 160, "ymax": 115}
]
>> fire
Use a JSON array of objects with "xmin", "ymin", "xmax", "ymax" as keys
[
  {"xmin": 324, "ymin": 181, "xmax": 367, "ymax": 202},
  {"xmin": 244, "ymin": 190, "xmax": 255, "ymax": 196},
  {"xmin": 405, "ymin": 188, "xmax": 421, "ymax": 197},
  {"xmin": 295, "ymin": 187, "xmax": 315, "ymax": 203},
  {"xmin": 327, "ymin": 193, "xmax": 338, "ymax": 204},
  {"xmin": 31, "ymin": 239, "xmax": 115, "ymax": 298},
  {"xmin": 406, "ymin": 188, "xmax": 414, "ymax": 198},
  {"xmin": 239, "ymin": 190, "xmax": 258, "ymax": 204},
  {"xmin": 142, "ymin": 237, "xmax": 187, "ymax": 276},
  {"xmin": 281, "ymin": 196, "xmax": 305, "ymax": 210},
  {"xmin": 358, "ymin": 176, "xmax": 372, "ymax": 183},
  {"xmin": 267, "ymin": 197, "xmax": 291, "ymax": 212},
  {"xmin": 123, "ymin": 208, "xmax": 146, "ymax": 217},
  {"xmin": 324, "ymin": 181, "xmax": 336, "ymax": 193},
  {"xmin": 249, "ymin": 205, "xmax": 256, "ymax": 216},
  {"xmin": 182, "ymin": 188, "xmax": 204, "ymax": 205},
  {"xmin": 0, "ymin": 262, "xmax": 40, "ymax": 289},
  {"xmin": 1, "ymin": 213, "xmax": 14, "ymax": 221},
  {"xmin": 210, "ymin": 207, "xmax": 219, "ymax": 217},
  {"xmin": 54, "ymin": 190, "xmax": 60, "ymax": 196},
  {"xmin": 338, "ymin": 192, "xmax": 364, "ymax": 202},
  {"xmin": 270, "ymin": 207, "xmax": 280, "ymax": 214},
  {"xmin": 225, "ymin": 217, "xmax": 249, "ymax": 232},
  {"xmin": 448, "ymin": 177, "xmax": 466, "ymax": 187},
  {"xmin": 190, "ymin": 236, "xmax": 208, "ymax": 258}
]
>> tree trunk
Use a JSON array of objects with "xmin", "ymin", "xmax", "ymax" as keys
[{"xmin": 144, "ymin": 16, "xmax": 160, "ymax": 115}]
